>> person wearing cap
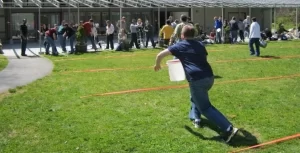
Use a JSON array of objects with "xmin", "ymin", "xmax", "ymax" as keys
[
  {"xmin": 45, "ymin": 24, "xmax": 59, "ymax": 56},
  {"xmin": 154, "ymin": 25, "xmax": 239, "ymax": 143},
  {"xmin": 63, "ymin": 23, "xmax": 76, "ymax": 54},
  {"xmin": 20, "ymin": 19, "xmax": 28, "ymax": 56},
  {"xmin": 83, "ymin": 19, "xmax": 97, "ymax": 51},
  {"xmin": 57, "ymin": 20, "xmax": 67, "ymax": 52}
]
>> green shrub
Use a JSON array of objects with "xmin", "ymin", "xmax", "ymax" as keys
[{"xmin": 76, "ymin": 25, "xmax": 86, "ymax": 45}]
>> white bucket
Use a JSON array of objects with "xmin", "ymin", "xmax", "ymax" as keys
[{"xmin": 166, "ymin": 59, "xmax": 186, "ymax": 82}]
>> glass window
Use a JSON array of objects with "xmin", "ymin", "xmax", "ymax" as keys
[
  {"xmin": 11, "ymin": 13, "xmax": 35, "ymax": 39},
  {"xmin": 141, "ymin": 12, "xmax": 151, "ymax": 23},
  {"xmin": 62, "ymin": 12, "xmax": 86, "ymax": 24},
  {"xmin": 99, "ymin": 12, "xmax": 109, "ymax": 34},
  {"xmin": 111, "ymin": 12, "xmax": 120, "ymax": 27},
  {"xmin": 41, "ymin": 13, "xmax": 59, "ymax": 28}
]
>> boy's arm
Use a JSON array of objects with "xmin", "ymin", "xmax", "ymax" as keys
[{"xmin": 154, "ymin": 49, "xmax": 172, "ymax": 71}]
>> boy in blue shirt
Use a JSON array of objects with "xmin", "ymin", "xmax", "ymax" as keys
[{"xmin": 154, "ymin": 25, "xmax": 238, "ymax": 143}]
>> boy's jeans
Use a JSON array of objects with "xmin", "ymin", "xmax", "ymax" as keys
[{"xmin": 189, "ymin": 77, "xmax": 231, "ymax": 132}]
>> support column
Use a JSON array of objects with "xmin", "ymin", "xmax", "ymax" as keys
[
  {"xmin": 68, "ymin": 0, "xmax": 71, "ymax": 23},
  {"xmin": 158, "ymin": 7, "xmax": 160, "ymax": 36},
  {"xmin": 191, "ymin": 7, "xmax": 194, "ymax": 22},
  {"xmin": 274, "ymin": 8, "xmax": 276, "ymax": 30},
  {"xmin": 270, "ymin": 8, "xmax": 272, "ymax": 30},
  {"xmin": 221, "ymin": 7, "xmax": 224, "ymax": 42},
  {"xmin": 249, "ymin": 7, "xmax": 251, "ymax": 18},
  {"xmin": 38, "ymin": 6, "xmax": 41, "ymax": 53},
  {"xmin": 165, "ymin": 8, "xmax": 167, "ymax": 21},
  {"xmin": 77, "ymin": 4, "xmax": 80, "ymax": 23},
  {"xmin": 203, "ymin": 7, "xmax": 206, "ymax": 32},
  {"xmin": 120, "ymin": 7, "xmax": 122, "ymax": 29},
  {"xmin": 296, "ymin": 8, "xmax": 298, "ymax": 29}
]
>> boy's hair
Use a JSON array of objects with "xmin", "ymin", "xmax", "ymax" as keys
[{"xmin": 182, "ymin": 25, "xmax": 195, "ymax": 39}]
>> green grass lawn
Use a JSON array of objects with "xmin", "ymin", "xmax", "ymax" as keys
[
  {"xmin": 1, "ymin": 41, "xmax": 300, "ymax": 152},
  {"xmin": 0, "ymin": 54, "xmax": 8, "ymax": 71}
]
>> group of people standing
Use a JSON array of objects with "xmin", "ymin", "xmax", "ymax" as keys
[
  {"xmin": 19, "ymin": 18, "xmax": 119, "ymax": 56},
  {"xmin": 212, "ymin": 15, "xmax": 252, "ymax": 44}
]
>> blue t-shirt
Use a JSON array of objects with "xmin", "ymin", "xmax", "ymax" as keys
[{"xmin": 168, "ymin": 40, "xmax": 213, "ymax": 82}]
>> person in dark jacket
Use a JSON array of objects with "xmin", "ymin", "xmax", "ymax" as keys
[
  {"xmin": 63, "ymin": 23, "xmax": 76, "ymax": 54},
  {"xmin": 20, "ymin": 19, "xmax": 28, "ymax": 56},
  {"xmin": 229, "ymin": 17, "xmax": 239, "ymax": 44},
  {"xmin": 144, "ymin": 20, "xmax": 155, "ymax": 48}
]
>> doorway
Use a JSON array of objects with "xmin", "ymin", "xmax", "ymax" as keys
[{"xmin": 153, "ymin": 11, "xmax": 171, "ymax": 28}]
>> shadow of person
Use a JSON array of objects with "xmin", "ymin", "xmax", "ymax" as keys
[
  {"xmin": 184, "ymin": 120, "xmax": 258, "ymax": 147},
  {"xmin": 214, "ymin": 75, "xmax": 223, "ymax": 79},
  {"xmin": 260, "ymin": 55, "xmax": 281, "ymax": 59}
]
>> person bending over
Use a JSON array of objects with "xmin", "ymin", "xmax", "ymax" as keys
[{"xmin": 45, "ymin": 25, "xmax": 59, "ymax": 56}]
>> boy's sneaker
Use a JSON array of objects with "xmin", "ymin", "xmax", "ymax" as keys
[
  {"xmin": 221, "ymin": 126, "xmax": 239, "ymax": 143},
  {"xmin": 192, "ymin": 120, "xmax": 201, "ymax": 128}
]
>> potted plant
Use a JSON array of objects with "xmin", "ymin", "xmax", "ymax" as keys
[
  {"xmin": 224, "ymin": 26, "xmax": 231, "ymax": 44},
  {"xmin": 75, "ymin": 25, "xmax": 87, "ymax": 53}
]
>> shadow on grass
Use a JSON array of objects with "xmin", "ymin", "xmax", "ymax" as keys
[
  {"xmin": 260, "ymin": 55, "xmax": 281, "ymax": 59},
  {"xmin": 185, "ymin": 119, "xmax": 258, "ymax": 147},
  {"xmin": 74, "ymin": 51, "xmax": 101, "ymax": 55},
  {"xmin": 214, "ymin": 75, "xmax": 222, "ymax": 79}
]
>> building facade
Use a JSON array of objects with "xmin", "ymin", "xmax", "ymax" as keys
[{"xmin": 0, "ymin": 7, "xmax": 272, "ymax": 43}]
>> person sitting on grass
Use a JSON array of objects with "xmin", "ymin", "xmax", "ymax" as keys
[
  {"xmin": 209, "ymin": 29, "xmax": 216, "ymax": 42},
  {"xmin": 154, "ymin": 25, "xmax": 239, "ymax": 143},
  {"xmin": 116, "ymin": 28, "xmax": 129, "ymax": 51}
]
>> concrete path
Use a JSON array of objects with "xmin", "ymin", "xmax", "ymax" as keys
[{"xmin": 0, "ymin": 45, "xmax": 54, "ymax": 93}]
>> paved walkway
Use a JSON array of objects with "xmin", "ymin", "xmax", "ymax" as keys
[{"xmin": 0, "ymin": 44, "xmax": 54, "ymax": 93}]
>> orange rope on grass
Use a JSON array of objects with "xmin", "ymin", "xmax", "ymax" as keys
[
  {"xmin": 80, "ymin": 84, "xmax": 189, "ymax": 98},
  {"xmin": 65, "ymin": 55, "xmax": 300, "ymax": 73},
  {"xmin": 54, "ymin": 49, "xmax": 223, "ymax": 62},
  {"xmin": 80, "ymin": 73, "xmax": 300, "ymax": 98},
  {"xmin": 230, "ymin": 133, "xmax": 300, "ymax": 153}
]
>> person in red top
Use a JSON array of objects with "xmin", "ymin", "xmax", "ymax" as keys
[
  {"xmin": 45, "ymin": 24, "xmax": 59, "ymax": 56},
  {"xmin": 209, "ymin": 29, "xmax": 216, "ymax": 41},
  {"xmin": 83, "ymin": 19, "xmax": 97, "ymax": 51}
]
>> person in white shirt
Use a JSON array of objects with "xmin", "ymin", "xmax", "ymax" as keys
[
  {"xmin": 91, "ymin": 24, "xmax": 102, "ymax": 49},
  {"xmin": 243, "ymin": 16, "xmax": 251, "ymax": 37},
  {"xmin": 171, "ymin": 19, "xmax": 179, "ymax": 29},
  {"xmin": 249, "ymin": 17, "xmax": 261, "ymax": 56},
  {"xmin": 105, "ymin": 20, "xmax": 115, "ymax": 50}
]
